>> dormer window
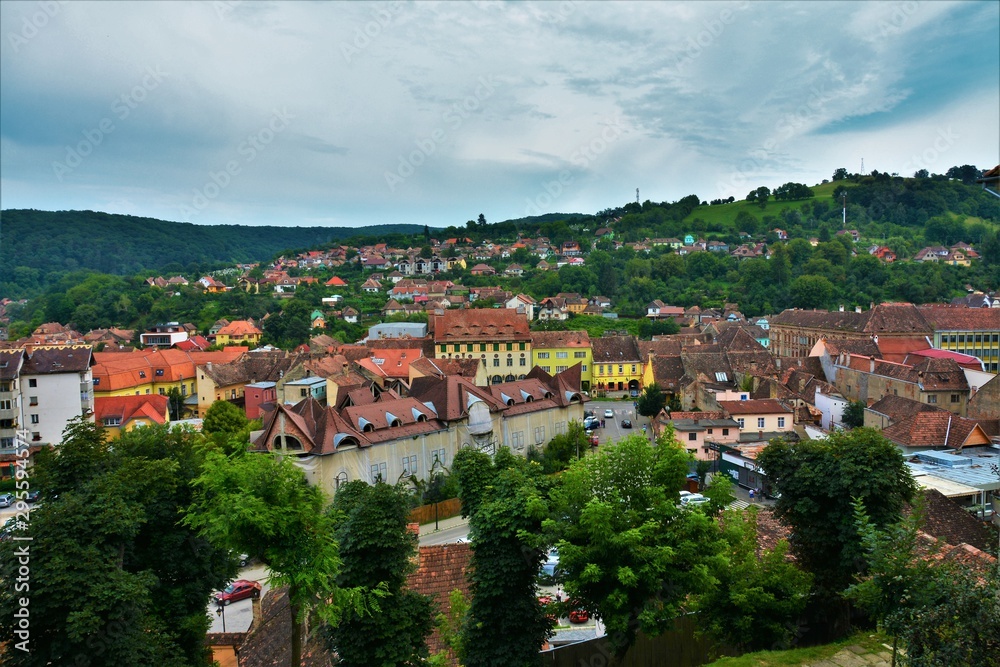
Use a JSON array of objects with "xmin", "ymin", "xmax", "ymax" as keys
[
  {"xmin": 138, "ymin": 371, "xmax": 146, "ymax": 378},
  {"xmin": 155, "ymin": 369, "xmax": 164, "ymax": 376}
]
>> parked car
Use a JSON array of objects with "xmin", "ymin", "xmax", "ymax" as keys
[
  {"xmin": 583, "ymin": 417, "xmax": 600, "ymax": 430},
  {"xmin": 604, "ymin": 409, "xmax": 614, "ymax": 418},
  {"xmin": 0, "ymin": 494, "xmax": 14, "ymax": 508},
  {"xmin": 569, "ymin": 607, "xmax": 590, "ymax": 624},
  {"xmin": 541, "ymin": 548, "xmax": 560, "ymax": 579},
  {"xmin": 620, "ymin": 419, "xmax": 632, "ymax": 429},
  {"xmin": 25, "ymin": 490, "xmax": 41, "ymax": 503},
  {"xmin": 583, "ymin": 410, "xmax": 595, "ymax": 419},
  {"xmin": 214, "ymin": 579, "xmax": 261, "ymax": 606},
  {"xmin": 679, "ymin": 493, "xmax": 706, "ymax": 506}
]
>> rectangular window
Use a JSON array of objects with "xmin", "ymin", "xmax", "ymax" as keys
[
  {"xmin": 582, "ymin": 364, "xmax": 588, "ymax": 372},
  {"xmin": 519, "ymin": 343, "xmax": 526, "ymax": 351},
  {"xmin": 480, "ymin": 344, "xmax": 487, "ymax": 352},
  {"xmin": 401, "ymin": 455, "xmax": 418, "ymax": 476},
  {"xmin": 778, "ymin": 417, "xmax": 785, "ymax": 428},
  {"xmin": 556, "ymin": 366, "xmax": 567, "ymax": 373},
  {"xmin": 0, "ymin": 400, "xmax": 10, "ymax": 410},
  {"xmin": 618, "ymin": 365, "xmax": 623, "ymax": 374},
  {"xmin": 159, "ymin": 388, "xmax": 165, "ymax": 395},
  {"xmin": 556, "ymin": 352, "xmax": 568, "ymax": 359},
  {"xmin": 927, "ymin": 395, "xmax": 937, "ymax": 404},
  {"xmin": 737, "ymin": 418, "xmax": 745, "ymax": 428},
  {"xmin": 510, "ymin": 430, "xmax": 524, "ymax": 449},
  {"xmin": 493, "ymin": 343, "xmax": 500, "ymax": 351},
  {"xmin": 519, "ymin": 357, "xmax": 526, "ymax": 366},
  {"xmin": 440, "ymin": 345, "xmax": 447, "ymax": 353},
  {"xmin": 506, "ymin": 343, "xmax": 513, "ymax": 351},
  {"xmin": 506, "ymin": 357, "xmax": 513, "ymax": 367},
  {"xmin": 950, "ymin": 394, "xmax": 960, "ymax": 403},
  {"xmin": 538, "ymin": 352, "xmax": 550, "ymax": 359},
  {"xmin": 543, "ymin": 366, "xmax": 551, "ymax": 372},
  {"xmin": 707, "ymin": 428, "xmax": 713, "ymax": 435},
  {"xmin": 574, "ymin": 351, "xmax": 586, "ymax": 358},
  {"xmin": 631, "ymin": 365, "xmax": 636, "ymax": 374},
  {"xmin": 430, "ymin": 448, "xmax": 447, "ymax": 468},
  {"xmin": 28, "ymin": 396, "xmax": 38, "ymax": 406},
  {"xmin": 30, "ymin": 414, "xmax": 39, "ymax": 424},
  {"xmin": 300, "ymin": 388, "xmax": 308, "ymax": 397},
  {"xmin": 757, "ymin": 417, "xmax": 765, "ymax": 428},
  {"xmin": 0, "ymin": 382, "xmax": 9, "ymax": 391},
  {"xmin": 28, "ymin": 379, "xmax": 37, "ymax": 388},
  {"xmin": 103, "ymin": 417, "xmax": 121, "ymax": 426},
  {"xmin": 0, "ymin": 420, "xmax": 12, "ymax": 429},
  {"xmin": 370, "ymin": 462, "xmax": 387, "ymax": 483},
  {"xmin": 0, "ymin": 438, "xmax": 13, "ymax": 449},
  {"xmin": 688, "ymin": 432, "xmax": 697, "ymax": 441},
  {"xmin": 466, "ymin": 344, "xmax": 474, "ymax": 352},
  {"xmin": 555, "ymin": 421, "xmax": 566, "ymax": 435},
  {"xmin": 493, "ymin": 358, "xmax": 500, "ymax": 367},
  {"xmin": 534, "ymin": 426, "xmax": 546, "ymax": 444},
  {"xmin": 722, "ymin": 428, "xmax": 729, "ymax": 436}
]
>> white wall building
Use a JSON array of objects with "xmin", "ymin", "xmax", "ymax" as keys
[{"xmin": 18, "ymin": 346, "xmax": 94, "ymax": 446}]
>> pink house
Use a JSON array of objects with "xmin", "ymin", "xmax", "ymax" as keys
[{"xmin": 245, "ymin": 381, "xmax": 276, "ymax": 419}]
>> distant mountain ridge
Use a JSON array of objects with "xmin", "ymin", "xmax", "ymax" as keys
[{"xmin": 1, "ymin": 209, "xmax": 431, "ymax": 278}]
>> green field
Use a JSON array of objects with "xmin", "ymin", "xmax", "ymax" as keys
[{"xmin": 682, "ymin": 180, "xmax": 855, "ymax": 227}]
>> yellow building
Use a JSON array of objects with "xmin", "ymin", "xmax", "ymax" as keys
[
  {"xmin": 214, "ymin": 320, "xmax": 263, "ymax": 347},
  {"xmin": 591, "ymin": 335, "xmax": 643, "ymax": 395},
  {"xmin": 433, "ymin": 309, "xmax": 532, "ymax": 385},
  {"xmin": 530, "ymin": 330, "xmax": 592, "ymax": 391},
  {"xmin": 93, "ymin": 394, "xmax": 170, "ymax": 439}
]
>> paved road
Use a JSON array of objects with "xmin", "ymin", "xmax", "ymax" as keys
[
  {"xmin": 585, "ymin": 400, "xmax": 653, "ymax": 447},
  {"xmin": 418, "ymin": 521, "xmax": 470, "ymax": 546}
]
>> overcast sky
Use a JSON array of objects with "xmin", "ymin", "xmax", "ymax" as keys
[{"xmin": 1, "ymin": 1, "xmax": 997, "ymax": 229}]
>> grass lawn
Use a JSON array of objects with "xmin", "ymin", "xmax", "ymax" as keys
[
  {"xmin": 703, "ymin": 631, "xmax": 891, "ymax": 667},
  {"xmin": 682, "ymin": 180, "xmax": 857, "ymax": 227}
]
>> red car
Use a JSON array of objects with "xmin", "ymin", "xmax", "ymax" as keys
[
  {"xmin": 214, "ymin": 579, "xmax": 261, "ymax": 606},
  {"xmin": 569, "ymin": 608, "xmax": 590, "ymax": 623}
]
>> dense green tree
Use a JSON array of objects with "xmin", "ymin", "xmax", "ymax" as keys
[
  {"xmin": 0, "ymin": 419, "xmax": 231, "ymax": 666},
  {"xmin": 203, "ymin": 399, "xmax": 249, "ymax": 435},
  {"xmin": 841, "ymin": 400, "xmax": 866, "ymax": 429},
  {"xmin": 545, "ymin": 433, "xmax": 723, "ymax": 657},
  {"xmin": 756, "ymin": 429, "xmax": 917, "ymax": 593},
  {"xmin": 327, "ymin": 481, "xmax": 433, "ymax": 667},
  {"xmin": 636, "ymin": 382, "xmax": 667, "ymax": 418},
  {"xmin": 532, "ymin": 420, "xmax": 589, "ymax": 473},
  {"xmin": 185, "ymin": 451, "xmax": 369, "ymax": 667},
  {"xmin": 452, "ymin": 447, "xmax": 552, "ymax": 667},
  {"xmin": 694, "ymin": 508, "xmax": 813, "ymax": 652},
  {"xmin": 790, "ymin": 274, "xmax": 835, "ymax": 309},
  {"xmin": 832, "ymin": 167, "xmax": 849, "ymax": 181},
  {"xmin": 847, "ymin": 497, "xmax": 1000, "ymax": 666}
]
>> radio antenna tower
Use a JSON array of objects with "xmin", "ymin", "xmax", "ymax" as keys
[
  {"xmin": 861, "ymin": 158, "xmax": 864, "ymax": 175},
  {"xmin": 636, "ymin": 188, "xmax": 640, "ymax": 204}
]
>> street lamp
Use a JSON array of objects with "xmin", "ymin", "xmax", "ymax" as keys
[{"xmin": 215, "ymin": 601, "xmax": 226, "ymax": 633}]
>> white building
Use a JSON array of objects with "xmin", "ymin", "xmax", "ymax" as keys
[{"xmin": 18, "ymin": 346, "xmax": 94, "ymax": 446}]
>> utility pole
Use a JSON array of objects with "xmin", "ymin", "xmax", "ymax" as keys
[{"xmin": 842, "ymin": 192, "xmax": 847, "ymax": 228}]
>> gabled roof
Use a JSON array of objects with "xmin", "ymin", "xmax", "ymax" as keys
[
  {"xmin": 530, "ymin": 330, "xmax": 590, "ymax": 349},
  {"xmin": 93, "ymin": 394, "xmax": 169, "ymax": 426},
  {"xmin": 867, "ymin": 394, "xmax": 946, "ymax": 424},
  {"xmin": 21, "ymin": 345, "xmax": 93, "ymax": 374},
  {"xmin": 771, "ymin": 303, "xmax": 932, "ymax": 334},
  {"xmin": 0, "ymin": 349, "xmax": 26, "ymax": 381},
  {"xmin": 408, "ymin": 375, "xmax": 505, "ymax": 422},
  {"xmin": 432, "ymin": 309, "xmax": 530, "ymax": 343},
  {"xmin": 918, "ymin": 304, "xmax": 1000, "ymax": 332},
  {"xmin": 884, "ymin": 412, "xmax": 992, "ymax": 450},
  {"xmin": 718, "ymin": 399, "xmax": 792, "ymax": 415},
  {"xmin": 216, "ymin": 320, "xmax": 262, "ymax": 337},
  {"xmin": 591, "ymin": 335, "xmax": 641, "ymax": 363}
]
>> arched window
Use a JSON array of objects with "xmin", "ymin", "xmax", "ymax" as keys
[
  {"xmin": 272, "ymin": 434, "xmax": 303, "ymax": 451},
  {"xmin": 334, "ymin": 471, "xmax": 348, "ymax": 491},
  {"xmin": 492, "ymin": 374, "xmax": 503, "ymax": 385}
]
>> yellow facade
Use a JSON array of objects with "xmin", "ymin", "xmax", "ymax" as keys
[
  {"xmin": 593, "ymin": 360, "xmax": 643, "ymax": 394},
  {"xmin": 436, "ymin": 340, "xmax": 533, "ymax": 381},
  {"xmin": 532, "ymin": 346, "xmax": 592, "ymax": 389}
]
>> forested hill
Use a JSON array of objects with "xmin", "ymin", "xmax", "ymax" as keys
[{"xmin": 0, "ymin": 209, "xmax": 427, "ymax": 278}]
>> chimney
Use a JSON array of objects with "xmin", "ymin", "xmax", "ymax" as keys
[
  {"xmin": 870, "ymin": 356, "xmax": 875, "ymax": 373},
  {"xmin": 758, "ymin": 430, "xmax": 764, "ymax": 440},
  {"xmin": 207, "ymin": 361, "xmax": 212, "ymax": 370},
  {"xmin": 839, "ymin": 304, "xmax": 844, "ymax": 312}
]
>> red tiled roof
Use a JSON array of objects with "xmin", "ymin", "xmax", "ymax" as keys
[
  {"xmin": 529, "ymin": 330, "xmax": 590, "ymax": 348},
  {"xmin": 93, "ymin": 394, "xmax": 169, "ymax": 426},
  {"xmin": 718, "ymin": 399, "xmax": 792, "ymax": 415},
  {"xmin": 917, "ymin": 304, "xmax": 1000, "ymax": 332},
  {"xmin": 406, "ymin": 544, "xmax": 472, "ymax": 664},
  {"xmin": 883, "ymin": 412, "xmax": 991, "ymax": 449},
  {"xmin": 432, "ymin": 309, "xmax": 530, "ymax": 343}
]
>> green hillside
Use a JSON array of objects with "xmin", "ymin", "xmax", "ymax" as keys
[
  {"xmin": 0, "ymin": 209, "xmax": 429, "ymax": 296},
  {"xmin": 682, "ymin": 181, "xmax": 853, "ymax": 227}
]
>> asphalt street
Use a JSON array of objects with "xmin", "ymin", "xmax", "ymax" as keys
[{"xmin": 206, "ymin": 562, "xmax": 271, "ymax": 634}]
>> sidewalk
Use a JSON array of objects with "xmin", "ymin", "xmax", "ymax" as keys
[{"xmin": 417, "ymin": 513, "xmax": 469, "ymax": 535}]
